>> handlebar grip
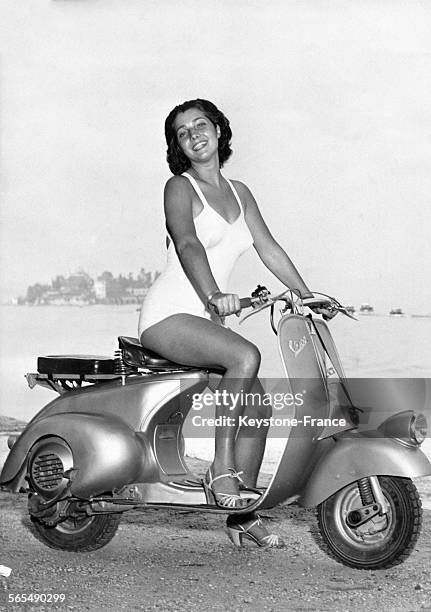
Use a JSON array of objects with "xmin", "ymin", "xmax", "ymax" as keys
[
  {"xmin": 240, "ymin": 297, "xmax": 252, "ymax": 309},
  {"xmin": 303, "ymin": 298, "xmax": 332, "ymax": 308}
]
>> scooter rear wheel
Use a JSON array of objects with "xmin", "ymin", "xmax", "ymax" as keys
[
  {"xmin": 31, "ymin": 511, "xmax": 122, "ymax": 552},
  {"xmin": 317, "ymin": 476, "xmax": 422, "ymax": 569}
]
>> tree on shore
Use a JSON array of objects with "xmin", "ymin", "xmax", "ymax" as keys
[{"xmin": 26, "ymin": 283, "xmax": 51, "ymax": 304}]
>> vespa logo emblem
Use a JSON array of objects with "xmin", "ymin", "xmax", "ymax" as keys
[{"xmin": 288, "ymin": 335, "xmax": 307, "ymax": 358}]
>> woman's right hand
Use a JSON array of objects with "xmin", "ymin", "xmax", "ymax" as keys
[{"xmin": 207, "ymin": 292, "xmax": 241, "ymax": 317}]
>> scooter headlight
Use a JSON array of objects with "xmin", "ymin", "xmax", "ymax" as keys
[
  {"xmin": 378, "ymin": 410, "xmax": 428, "ymax": 447},
  {"xmin": 410, "ymin": 413, "xmax": 427, "ymax": 445}
]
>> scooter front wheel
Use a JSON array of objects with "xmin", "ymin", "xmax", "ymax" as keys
[
  {"xmin": 30, "ymin": 511, "xmax": 122, "ymax": 552},
  {"xmin": 317, "ymin": 476, "xmax": 422, "ymax": 569}
]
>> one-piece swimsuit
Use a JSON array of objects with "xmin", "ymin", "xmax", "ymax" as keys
[{"xmin": 138, "ymin": 172, "xmax": 254, "ymax": 336}]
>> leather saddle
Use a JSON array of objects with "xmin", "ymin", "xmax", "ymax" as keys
[{"xmin": 37, "ymin": 336, "xmax": 200, "ymax": 376}]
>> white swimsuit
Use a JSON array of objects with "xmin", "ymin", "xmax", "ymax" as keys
[{"xmin": 138, "ymin": 172, "xmax": 254, "ymax": 336}]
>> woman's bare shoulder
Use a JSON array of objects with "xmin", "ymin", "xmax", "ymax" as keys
[
  {"xmin": 164, "ymin": 175, "xmax": 193, "ymax": 203},
  {"xmin": 230, "ymin": 179, "xmax": 257, "ymax": 211},
  {"xmin": 164, "ymin": 174, "xmax": 191, "ymax": 193}
]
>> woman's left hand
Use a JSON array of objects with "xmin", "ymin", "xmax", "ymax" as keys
[
  {"xmin": 302, "ymin": 296, "xmax": 339, "ymax": 321},
  {"xmin": 308, "ymin": 303, "xmax": 338, "ymax": 321}
]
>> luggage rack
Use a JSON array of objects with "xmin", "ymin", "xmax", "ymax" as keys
[
  {"xmin": 26, "ymin": 337, "xmax": 199, "ymax": 395},
  {"xmin": 26, "ymin": 351, "xmax": 126, "ymax": 394},
  {"xmin": 25, "ymin": 371, "xmax": 124, "ymax": 394}
]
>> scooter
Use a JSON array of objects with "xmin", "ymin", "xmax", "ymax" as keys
[{"xmin": 1, "ymin": 287, "xmax": 430, "ymax": 569}]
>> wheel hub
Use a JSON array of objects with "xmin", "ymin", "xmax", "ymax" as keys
[
  {"xmin": 334, "ymin": 483, "xmax": 394, "ymax": 547},
  {"xmin": 346, "ymin": 503, "xmax": 382, "ymax": 528}
]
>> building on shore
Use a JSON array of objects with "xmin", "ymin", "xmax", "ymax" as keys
[{"xmin": 19, "ymin": 269, "xmax": 155, "ymax": 306}]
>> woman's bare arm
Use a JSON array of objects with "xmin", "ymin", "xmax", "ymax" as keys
[
  {"xmin": 164, "ymin": 176, "xmax": 219, "ymax": 303},
  {"xmin": 234, "ymin": 181, "xmax": 313, "ymax": 298}
]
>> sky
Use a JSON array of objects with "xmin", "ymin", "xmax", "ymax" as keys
[{"xmin": 1, "ymin": 0, "xmax": 431, "ymax": 312}]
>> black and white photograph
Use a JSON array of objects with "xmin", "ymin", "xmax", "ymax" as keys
[{"xmin": 1, "ymin": 1, "xmax": 431, "ymax": 610}]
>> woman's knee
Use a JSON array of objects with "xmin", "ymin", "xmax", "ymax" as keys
[{"xmin": 230, "ymin": 342, "xmax": 261, "ymax": 377}]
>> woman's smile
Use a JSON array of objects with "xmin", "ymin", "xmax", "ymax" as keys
[
  {"xmin": 192, "ymin": 139, "xmax": 208, "ymax": 152},
  {"xmin": 174, "ymin": 108, "xmax": 219, "ymax": 161}
]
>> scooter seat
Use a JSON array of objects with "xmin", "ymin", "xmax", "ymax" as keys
[
  {"xmin": 118, "ymin": 336, "xmax": 198, "ymax": 371},
  {"xmin": 37, "ymin": 355, "xmax": 116, "ymax": 376}
]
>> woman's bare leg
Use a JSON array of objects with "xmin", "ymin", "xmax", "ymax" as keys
[
  {"xmin": 229, "ymin": 381, "xmax": 284, "ymax": 546},
  {"xmin": 140, "ymin": 314, "xmax": 261, "ymax": 497},
  {"xmin": 234, "ymin": 378, "xmax": 271, "ymax": 488}
]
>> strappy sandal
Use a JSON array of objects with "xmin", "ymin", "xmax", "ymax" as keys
[
  {"xmin": 236, "ymin": 483, "xmax": 262, "ymax": 502},
  {"xmin": 226, "ymin": 514, "xmax": 285, "ymax": 548},
  {"xmin": 203, "ymin": 467, "xmax": 249, "ymax": 509}
]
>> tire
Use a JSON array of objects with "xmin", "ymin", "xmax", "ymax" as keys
[
  {"xmin": 30, "ymin": 510, "xmax": 122, "ymax": 552},
  {"xmin": 317, "ymin": 476, "xmax": 422, "ymax": 569}
]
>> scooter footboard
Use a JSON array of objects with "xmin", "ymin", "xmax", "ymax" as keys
[{"xmin": 300, "ymin": 435, "xmax": 431, "ymax": 508}]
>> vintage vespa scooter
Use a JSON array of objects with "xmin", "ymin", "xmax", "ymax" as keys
[{"xmin": 1, "ymin": 288, "xmax": 430, "ymax": 569}]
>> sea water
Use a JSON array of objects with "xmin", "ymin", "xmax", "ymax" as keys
[{"xmin": 1, "ymin": 305, "xmax": 431, "ymax": 502}]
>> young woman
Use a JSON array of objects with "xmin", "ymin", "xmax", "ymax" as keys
[{"xmin": 139, "ymin": 99, "xmax": 334, "ymax": 548}]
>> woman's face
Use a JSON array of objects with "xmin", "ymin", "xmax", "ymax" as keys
[{"xmin": 173, "ymin": 107, "xmax": 220, "ymax": 164}]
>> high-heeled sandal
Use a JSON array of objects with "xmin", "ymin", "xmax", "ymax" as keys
[
  {"xmin": 226, "ymin": 514, "xmax": 285, "ymax": 548},
  {"xmin": 203, "ymin": 467, "xmax": 249, "ymax": 509},
  {"xmin": 238, "ymin": 482, "xmax": 263, "ymax": 500}
]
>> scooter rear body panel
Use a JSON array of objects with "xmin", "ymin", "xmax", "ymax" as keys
[
  {"xmin": 2, "ymin": 412, "xmax": 147, "ymax": 496},
  {"xmin": 1, "ymin": 372, "xmax": 208, "ymax": 496}
]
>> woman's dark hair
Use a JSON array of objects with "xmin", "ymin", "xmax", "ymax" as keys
[{"xmin": 164, "ymin": 99, "xmax": 233, "ymax": 175}]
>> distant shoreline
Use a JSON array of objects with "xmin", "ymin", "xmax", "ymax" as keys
[
  {"xmin": 1, "ymin": 302, "xmax": 142, "ymax": 308},
  {"xmin": 0, "ymin": 415, "xmax": 27, "ymax": 433},
  {"xmin": 2, "ymin": 303, "xmax": 431, "ymax": 318}
]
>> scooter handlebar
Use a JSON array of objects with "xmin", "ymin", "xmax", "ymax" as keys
[
  {"xmin": 238, "ymin": 289, "xmax": 357, "ymax": 321},
  {"xmin": 302, "ymin": 296, "xmax": 333, "ymax": 309}
]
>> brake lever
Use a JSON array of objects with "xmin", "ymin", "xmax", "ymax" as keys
[
  {"xmin": 239, "ymin": 289, "xmax": 291, "ymax": 324},
  {"xmin": 336, "ymin": 307, "xmax": 358, "ymax": 321},
  {"xmin": 306, "ymin": 298, "xmax": 358, "ymax": 321}
]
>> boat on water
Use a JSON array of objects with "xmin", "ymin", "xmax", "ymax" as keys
[
  {"xmin": 389, "ymin": 307, "xmax": 405, "ymax": 316},
  {"xmin": 359, "ymin": 303, "xmax": 374, "ymax": 313}
]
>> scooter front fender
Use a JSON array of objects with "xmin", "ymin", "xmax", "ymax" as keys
[
  {"xmin": 1, "ymin": 413, "xmax": 147, "ymax": 497},
  {"xmin": 300, "ymin": 433, "xmax": 431, "ymax": 508}
]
